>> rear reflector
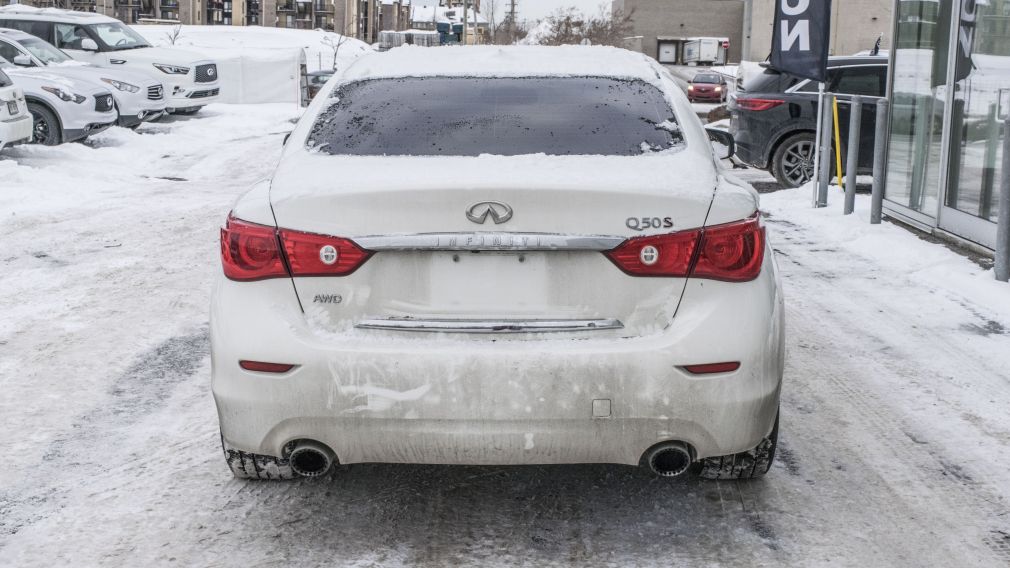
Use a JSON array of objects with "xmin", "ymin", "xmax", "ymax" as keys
[
  {"xmin": 735, "ymin": 98, "xmax": 785, "ymax": 112},
  {"xmin": 220, "ymin": 213, "xmax": 373, "ymax": 281},
  {"xmin": 605, "ymin": 214, "xmax": 764, "ymax": 281},
  {"xmin": 239, "ymin": 360, "xmax": 296, "ymax": 373},
  {"xmin": 683, "ymin": 362, "xmax": 740, "ymax": 374}
]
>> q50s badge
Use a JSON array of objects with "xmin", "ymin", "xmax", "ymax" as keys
[{"xmin": 626, "ymin": 217, "xmax": 674, "ymax": 232}]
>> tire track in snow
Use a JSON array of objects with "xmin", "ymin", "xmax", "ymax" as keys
[{"xmin": 0, "ymin": 329, "xmax": 209, "ymax": 540}]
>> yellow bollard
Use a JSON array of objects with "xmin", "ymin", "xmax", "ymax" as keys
[{"xmin": 833, "ymin": 96, "xmax": 844, "ymax": 188}]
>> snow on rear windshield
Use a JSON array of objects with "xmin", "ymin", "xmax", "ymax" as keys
[{"xmin": 306, "ymin": 76, "xmax": 684, "ymax": 157}]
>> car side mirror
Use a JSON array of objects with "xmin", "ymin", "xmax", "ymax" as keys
[
  {"xmin": 12, "ymin": 54, "xmax": 32, "ymax": 66},
  {"xmin": 705, "ymin": 127, "xmax": 735, "ymax": 160},
  {"xmin": 80, "ymin": 38, "xmax": 99, "ymax": 51}
]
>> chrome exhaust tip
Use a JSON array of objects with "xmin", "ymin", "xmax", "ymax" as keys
[
  {"xmin": 645, "ymin": 442, "xmax": 693, "ymax": 478},
  {"xmin": 287, "ymin": 440, "xmax": 336, "ymax": 477}
]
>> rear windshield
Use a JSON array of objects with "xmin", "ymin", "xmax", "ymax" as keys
[
  {"xmin": 306, "ymin": 76, "xmax": 683, "ymax": 157},
  {"xmin": 0, "ymin": 68, "xmax": 10, "ymax": 88}
]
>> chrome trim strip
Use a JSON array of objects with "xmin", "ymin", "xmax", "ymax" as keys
[
  {"xmin": 353, "ymin": 232, "xmax": 625, "ymax": 252},
  {"xmin": 355, "ymin": 318, "xmax": 624, "ymax": 333}
]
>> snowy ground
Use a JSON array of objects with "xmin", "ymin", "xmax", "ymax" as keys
[{"xmin": 2, "ymin": 105, "xmax": 1010, "ymax": 566}]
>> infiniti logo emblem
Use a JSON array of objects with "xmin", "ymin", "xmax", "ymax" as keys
[{"xmin": 466, "ymin": 201, "xmax": 513, "ymax": 224}]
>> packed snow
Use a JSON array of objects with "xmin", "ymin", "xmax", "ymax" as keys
[{"xmin": 0, "ymin": 104, "xmax": 1009, "ymax": 566}]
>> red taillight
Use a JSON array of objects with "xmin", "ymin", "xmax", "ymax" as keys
[
  {"xmin": 693, "ymin": 215, "xmax": 765, "ymax": 282},
  {"xmin": 239, "ymin": 360, "xmax": 296, "ymax": 373},
  {"xmin": 736, "ymin": 98, "xmax": 785, "ymax": 112},
  {"xmin": 220, "ymin": 214, "xmax": 372, "ymax": 281},
  {"xmin": 221, "ymin": 216, "xmax": 287, "ymax": 281},
  {"xmin": 604, "ymin": 230, "xmax": 700, "ymax": 277},
  {"xmin": 279, "ymin": 229, "xmax": 372, "ymax": 277},
  {"xmin": 683, "ymin": 362, "xmax": 740, "ymax": 374},
  {"xmin": 604, "ymin": 214, "xmax": 764, "ymax": 282}
]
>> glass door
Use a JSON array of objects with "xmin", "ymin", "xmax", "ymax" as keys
[
  {"xmin": 884, "ymin": 0, "xmax": 953, "ymax": 225},
  {"xmin": 938, "ymin": 0, "xmax": 1009, "ymax": 248}
]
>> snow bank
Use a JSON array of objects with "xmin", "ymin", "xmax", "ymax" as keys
[{"xmin": 131, "ymin": 26, "xmax": 371, "ymax": 103}]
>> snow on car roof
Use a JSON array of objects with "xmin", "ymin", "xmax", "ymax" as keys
[
  {"xmin": 0, "ymin": 5, "xmax": 119, "ymax": 24},
  {"xmin": 339, "ymin": 45, "xmax": 663, "ymax": 85}
]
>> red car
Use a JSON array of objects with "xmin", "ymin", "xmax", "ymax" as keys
[{"xmin": 687, "ymin": 73, "xmax": 728, "ymax": 103}]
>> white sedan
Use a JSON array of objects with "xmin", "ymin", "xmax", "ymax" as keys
[
  {"xmin": 213, "ymin": 46, "xmax": 785, "ymax": 481},
  {"xmin": 0, "ymin": 66, "xmax": 31, "ymax": 149}
]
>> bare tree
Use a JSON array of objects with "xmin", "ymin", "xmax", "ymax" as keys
[
  {"xmin": 533, "ymin": 3, "xmax": 634, "ymax": 48},
  {"xmin": 321, "ymin": 33, "xmax": 351, "ymax": 71},
  {"xmin": 484, "ymin": 0, "xmax": 499, "ymax": 43},
  {"xmin": 165, "ymin": 25, "xmax": 182, "ymax": 46}
]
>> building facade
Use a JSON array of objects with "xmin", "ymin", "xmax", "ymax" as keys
[
  {"xmin": 615, "ymin": 0, "xmax": 893, "ymax": 64},
  {"xmin": 613, "ymin": 0, "xmax": 745, "ymax": 63},
  {"xmin": 747, "ymin": 0, "xmax": 892, "ymax": 61},
  {"xmin": 10, "ymin": 0, "xmax": 411, "ymax": 32},
  {"xmin": 881, "ymin": 0, "xmax": 1010, "ymax": 251}
]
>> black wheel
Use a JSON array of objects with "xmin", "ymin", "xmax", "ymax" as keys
[
  {"xmin": 771, "ymin": 132, "xmax": 817, "ymax": 188},
  {"xmin": 699, "ymin": 411, "xmax": 778, "ymax": 480},
  {"xmin": 221, "ymin": 436, "xmax": 296, "ymax": 480},
  {"xmin": 28, "ymin": 103, "xmax": 61, "ymax": 146}
]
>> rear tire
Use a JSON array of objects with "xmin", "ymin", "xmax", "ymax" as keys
[
  {"xmin": 222, "ymin": 436, "xmax": 297, "ymax": 480},
  {"xmin": 699, "ymin": 411, "xmax": 778, "ymax": 480},
  {"xmin": 28, "ymin": 103, "xmax": 61, "ymax": 146},
  {"xmin": 771, "ymin": 132, "xmax": 817, "ymax": 188}
]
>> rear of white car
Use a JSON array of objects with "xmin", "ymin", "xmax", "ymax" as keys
[
  {"xmin": 213, "ymin": 47, "xmax": 784, "ymax": 481},
  {"xmin": 0, "ymin": 67, "xmax": 31, "ymax": 149}
]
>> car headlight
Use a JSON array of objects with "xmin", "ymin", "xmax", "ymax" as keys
[
  {"xmin": 41, "ymin": 86, "xmax": 86, "ymax": 104},
  {"xmin": 101, "ymin": 78, "xmax": 140, "ymax": 93},
  {"xmin": 715, "ymin": 86, "xmax": 723, "ymax": 92},
  {"xmin": 153, "ymin": 63, "xmax": 190, "ymax": 75}
]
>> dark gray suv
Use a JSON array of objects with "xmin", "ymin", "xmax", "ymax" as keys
[{"xmin": 729, "ymin": 56, "xmax": 888, "ymax": 188}]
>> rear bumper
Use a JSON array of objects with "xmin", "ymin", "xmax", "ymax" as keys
[
  {"xmin": 0, "ymin": 113, "xmax": 33, "ymax": 149},
  {"xmin": 730, "ymin": 113, "xmax": 769, "ymax": 169},
  {"xmin": 212, "ymin": 244, "xmax": 785, "ymax": 466}
]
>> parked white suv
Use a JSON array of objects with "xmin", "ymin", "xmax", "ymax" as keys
[
  {"xmin": 0, "ymin": 28, "xmax": 166, "ymax": 127},
  {"xmin": 0, "ymin": 6, "xmax": 219, "ymax": 114},
  {"xmin": 1, "ymin": 58, "xmax": 117, "ymax": 145},
  {"xmin": 0, "ymin": 67, "xmax": 31, "ymax": 149},
  {"xmin": 213, "ymin": 47, "xmax": 784, "ymax": 481}
]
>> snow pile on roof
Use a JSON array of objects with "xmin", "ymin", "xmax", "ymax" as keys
[
  {"xmin": 132, "ymin": 25, "xmax": 371, "ymax": 73},
  {"xmin": 339, "ymin": 45, "xmax": 660, "ymax": 84},
  {"xmin": 518, "ymin": 19, "xmax": 553, "ymax": 46},
  {"xmin": 0, "ymin": 4, "xmax": 115, "ymax": 21}
]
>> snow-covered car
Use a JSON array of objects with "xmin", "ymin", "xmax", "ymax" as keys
[
  {"xmin": 1, "ymin": 58, "xmax": 116, "ymax": 145},
  {"xmin": 0, "ymin": 28, "xmax": 166, "ymax": 127},
  {"xmin": 0, "ymin": 66, "xmax": 31, "ymax": 149},
  {"xmin": 0, "ymin": 6, "xmax": 219, "ymax": 114},
  {"xmin": 213, "ymin": 46, "xmax": 784, "ymax": 481}
]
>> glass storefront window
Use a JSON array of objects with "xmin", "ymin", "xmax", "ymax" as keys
[
  {"xmin": 945, "ymin": 0, "xmax": 1010, "ymax": 223},
  {"xmin": 884, "ymin": 0, "xmax": 952, "ymax": 217}
]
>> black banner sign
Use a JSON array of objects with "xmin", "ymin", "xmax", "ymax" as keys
[{"xmin": 770, "ymin": 0, "xmax": 833, "ymax": 82}]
